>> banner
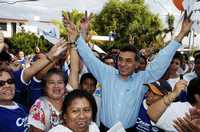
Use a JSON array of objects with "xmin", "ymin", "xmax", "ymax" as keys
[{"xmin": 38, "ymin": 24, "xmax": 60, "ymax": 44}]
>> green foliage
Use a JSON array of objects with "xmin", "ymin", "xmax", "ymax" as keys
[
  {"xmin": 10, "ymin": 31, "xmax": 51, "ymax": 55},
  {"xmin": 93, "ymin": 0, "xmax": 164, "ymax": 50},
  {"xmin": 166, "ymin": 14, "xmax": 175, "ymax": 37},
  {"xmin": 52, "ymin": 19, "xmax": 67, "ymax": 39}
]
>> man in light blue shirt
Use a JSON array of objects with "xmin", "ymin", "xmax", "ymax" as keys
[{"xmin": 65, "ymin": 13, "xmax": 192, "ymax": 131}]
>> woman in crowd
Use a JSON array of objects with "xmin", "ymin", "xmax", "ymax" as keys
[
  {"xmin": 167, "ymin": 52, "xmax": 183, "ymax": 89},
  {"xmin": 28, "ymin": 68, "xmax": 67, "ymax": 132},
  {"xmin": 0, "ymin": 68, "xmax": 29, "ymax": 132},
  {"xmin": 49, "ymin": 89, "xmax": 99, "ymax": 132}
]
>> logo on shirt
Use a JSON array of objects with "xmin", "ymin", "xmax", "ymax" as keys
[{"xmin": 16, "ymin": 117, "xmax": 29, "ymax": 132}]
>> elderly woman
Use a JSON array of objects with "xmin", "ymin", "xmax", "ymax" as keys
[
  {"xmin": 0, "ymin": 68, "xmax": 28, "ymax": 131},
  {"xmin": 49, "ymin": 89, "xmax": 100, "ymax": 132},
  {"xmin": 28, "ymin": 68, "xmax": 67, "ymax": 132}
]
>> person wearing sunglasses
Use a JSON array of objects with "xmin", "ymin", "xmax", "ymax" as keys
[{"xmin": 0, "ymin": 68, "xmax": 29, "ymax": 132}]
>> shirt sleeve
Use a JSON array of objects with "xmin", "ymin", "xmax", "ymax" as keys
[
  {"xmin": 143, "ymin": 40, "xmax": 181, "ymax": 83},
  {"xmin": 76, "ymin": 36, "xmax": 115, "ymax": 84},
  {"xmin": 28, "ymin": 100, "xmax": 46, "ymax": 130},
  {"xmin": 20, "ymin": 68, "xmax": 31, "ymax": 85}
]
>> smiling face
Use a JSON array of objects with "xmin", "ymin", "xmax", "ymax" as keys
[
  {"xmin": 117, "ymin": 51, "xmax": 136, "ymax": 79},
  {"xmin": 81, "ymin": 78, "xmax": 97, "ymax": 94},
  {"xmin": 63, "ymin": 97, "xmax": 92, "ymax": 132},
  {"xmin": 0, "ymin": 71, "xmax": 15, "ymax": 105},
  {"xmin": 169, "ymin": 59, "xmax": 181, "ymax": 73},
  {"xmin": 146, "ymin": 90, "xmax": 162, "ymax": 106},
  {"xmin": 45, "ymin": 74, "xmax": 65, "ymax": 100}
]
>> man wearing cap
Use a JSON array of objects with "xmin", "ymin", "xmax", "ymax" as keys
[
  {"xmin": 134, "ymin": 80, "xmax": 172, "ymax": 132},
  {"xmin": 184, "ymin": 50, "xmax": 200, "ymax": 81}
]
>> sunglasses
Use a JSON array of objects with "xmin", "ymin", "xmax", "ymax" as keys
[{"xmin": 0, "ymin": 79, "xmax": 15, "ymax": 87}]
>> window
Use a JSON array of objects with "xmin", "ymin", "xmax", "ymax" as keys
[{"xmin": 0, "ymin": 23, "xmax": 7, "ymax": 31}]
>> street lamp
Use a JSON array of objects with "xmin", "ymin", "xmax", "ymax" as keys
[{"xmin": 0, "ymin": 0, "xmax": 38, "ymax": 4}]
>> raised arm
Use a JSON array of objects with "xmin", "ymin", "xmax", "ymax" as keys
[
  {"xmin": 67, "ymin": 44, "xmax": 80, "ymax": 90},
  {"xmin": 147, "ymin": 80, "xmax": 188, "ymax": 122},
  {"xmin": 64, "ymin": 11, "xmax": 113, "ymax": 83},
  {"xmin": 22, "ymin": 39, "xmax": 68, "ymax": 82},
  {"xmin": 144, "ymin": 11, "xmax": 193, "ymax": 83}
]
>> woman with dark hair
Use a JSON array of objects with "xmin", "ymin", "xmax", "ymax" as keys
[
  {"xmin": 28, "ymin": 68, "xmax": 67, "ymax": 132},
  {"xmin": 49, "ymin": 89, "xmax": 100, "ymax": 132},
  {"xmin": 0, "ymin": 68, "xmax": 29, "ymax": 131}
]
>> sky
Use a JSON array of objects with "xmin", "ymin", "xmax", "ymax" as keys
[
  {"xmin": 0, "ymin": 0, "xmax": 199, "ymax": 48},
  {"xmin": 0, "ymin": 0, "xmax": 180, "ymax": 21}
]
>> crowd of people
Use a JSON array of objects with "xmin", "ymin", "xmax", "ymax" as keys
[{"xmin": 0, "ymin": 11, "xmax": 200, "ymax": 132}]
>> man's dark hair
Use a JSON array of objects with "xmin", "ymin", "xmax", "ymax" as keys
[
  {"xmin": 62, "ymin": 89, "xmax": 97, "ymax": 121},
  {"xmin": 187, "ymin": 77, "xmax": 200, "ymax": 105},
  {"xmin": 80, "ymin": 73, "xmax": 97, "ymax": 86},
  {"xmin": 173, "ymin": 51, "xmax": 183, "ymax": 65},
  {"xmin": 102, "ymin": 54, "xmax": 115, "ymax": 63},
  {"xmin": 0, "ymin": 67, "xmax": 14, "ymax": 79},
  {"xmin": 120, "ymin": 44, "xmax": 140, "ymax": 62}
]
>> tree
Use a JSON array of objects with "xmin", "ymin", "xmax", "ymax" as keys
[
  {"xmin": 10, "ymin": 31, "xmax": 51, "ymax": 55},
  {"xmin": 167, "ymin": 14, "xmax": 175, "ymax": 38},
  {"xmin": 93, "ymin": 0, "xmax": 164, "ymax": 50}
]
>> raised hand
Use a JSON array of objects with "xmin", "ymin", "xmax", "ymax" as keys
[
  {"xmin": 47, "ymin": 38, "xmax": 68, "ymax": 61},
  {"xmin": 80, "ymin": 10, "xmax": 93, "ymax": 39},
  {"xmin": 176, "ymin": 11, "xmax": 193, "ymax": 42},
  {"xmin": 173, "ymin": 109, "xmax": 200, "ymax": 132},
  {"xmin": 62, "ymin": 11, "xmax": 78, "ymax": 43},
  {"xmin": 173, "ymin": 80, "xmax": 188, "ymax": 95}
]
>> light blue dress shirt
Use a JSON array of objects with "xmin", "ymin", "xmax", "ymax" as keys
[{"xmin": 76, "ymin": 36, "xmax": 181, "ymax": 128}]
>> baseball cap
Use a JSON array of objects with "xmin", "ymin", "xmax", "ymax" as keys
[{"xmin": 144, "ymin": 80, "xmax": 172, "ymax": 96}]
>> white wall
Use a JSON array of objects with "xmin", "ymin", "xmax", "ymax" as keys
[{"xmin": 1, "ymin": 22, "xmax": 12, "ymax": 38}]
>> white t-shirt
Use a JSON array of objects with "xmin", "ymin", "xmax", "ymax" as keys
[
  {"xmin": 183, "ymin": 71, "xmax": 198, "ymax": 82},
  {"xmin": 156, "ymin": 102, "xmax": 193, "ymax": 132},
  {"xmin": 167, "ymin": 77, "xmax": 180, "ymax": 90},
  {"xmin": 49, "ymin": 122, "xmax": 100, "ymax": 132}
]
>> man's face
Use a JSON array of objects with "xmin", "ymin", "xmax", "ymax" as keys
[
  {"xmin": 117, "ymin": 51, "xmax": 136, "ymax": 79},
  {"xmin": 194, "ymin": 58, "xmax": 200, "ymax": 77},
  {"xmin": 138, "ymin": 57, "xmax": 146, "ymax": 71},
  {"xmin": 104, "ymin": 58, "xmax": 115, "ymax": 67},
  {"xmin": 146, "ymin": 90, "xmax": 162, "ymax": 106},
  {"xmin": 169, "ymin": 59, "xmax": 181, "ymax": 73}
]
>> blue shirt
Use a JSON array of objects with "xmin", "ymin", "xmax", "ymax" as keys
[
  {"xmin": 76, "ymin": 36, "xmax": 181, "ymax": 128},
  {"xmin": 134, "ymin": 99, "xmax": 164, "ymax": 132},
  {"xmin": 0, "ymin": 102, "xmax": 28, "ymax": 132},
  {"xmin": 27, "ymin": 77, "xmax": 43, "ymax": 109},
  {"xmin": 13, "ymin": 69, "xmax": 29, "ymax": 107}
]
